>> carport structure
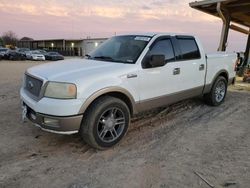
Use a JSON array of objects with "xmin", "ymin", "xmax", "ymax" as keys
[{"xmin": 190, "ymin": 0, "xmax": 250, "ymax": 67}]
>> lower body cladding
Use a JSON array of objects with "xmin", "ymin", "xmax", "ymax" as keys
[{"xmin": 23, "ymin": 103, "xmax": 83, "ymax": 134}]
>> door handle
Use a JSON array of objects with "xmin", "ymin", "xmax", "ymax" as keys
[
  {"xmin": 173, "ymin": 68, "xmax": 180, "ymax": 75},
  {"xmin": 199, "ymin": 64, "xmax": 205, "ymax": 71},
  {"xmin": 127, "ymin": 73, "xmax": 137, "ymax": 78}
]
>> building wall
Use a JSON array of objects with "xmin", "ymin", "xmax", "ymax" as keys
[
  {"xmin": 18, "ymin": 41, "xmax": 31, "ymax": 48},
  {"xmin": 17, "ymin": 38, "xmax": 108, "ymax": 56},
  {"xmin": 44, "ymin": 41, "xmax": 64, "ymax": 49},
  {"xmin": 65, "ymin": 41, "xmax": 82, "ymax": 48}
]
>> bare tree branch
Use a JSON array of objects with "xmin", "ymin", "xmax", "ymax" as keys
[{"xmin": 1, "ymin": 31, "xmax": 19, "ymax": 46}]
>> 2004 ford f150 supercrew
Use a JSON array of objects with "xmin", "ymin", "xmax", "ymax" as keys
[{"xmin": 20, "ymin": 33, "xmax": 236, "ymax": 149}]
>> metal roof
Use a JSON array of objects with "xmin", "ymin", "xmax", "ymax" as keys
[
  {"xmin": 19, "ymin": 38, "xmax": 107, "ymax": 42},
  {"xmin": 190, "ymin": 0, "xmax": 250, "ymax": 28}
]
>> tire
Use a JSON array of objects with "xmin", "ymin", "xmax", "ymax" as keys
[
  {"xmin": 204, "ymin": 76, "xmax": 228, "ymax": 106},
  {"xmin": 80, "ymin": 96, "xmax": 130, "ymax": 150}
]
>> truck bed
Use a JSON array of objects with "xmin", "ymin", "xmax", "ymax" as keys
[{"xmin": 206, "ymin": 52, "xmax": 236, "ymax": 85}]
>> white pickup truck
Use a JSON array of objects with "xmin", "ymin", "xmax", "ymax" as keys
[{"xmin": 20, "ymin": 33, "xmax": 236, "ymax": 149}]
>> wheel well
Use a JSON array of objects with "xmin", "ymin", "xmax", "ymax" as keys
[
  {"xmin": 218, "ymin": 71, "xmax": 228, "ymax": 82},
  {"xmin": 87, "ymin": 92, "xmax": 134, "ymax": 115},
  {"xmin": 104, "ymin": 92, "xmax": 133, "ymax": 115}
]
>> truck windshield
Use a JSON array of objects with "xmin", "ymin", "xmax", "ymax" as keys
[{"xmin": 88, "ymin": 35, "xmax": 151, "ymax": 64}]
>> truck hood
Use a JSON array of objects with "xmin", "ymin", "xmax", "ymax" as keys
[{"xmin": 27, "ymin": 58, "xmax": 135, "ymax": 82}]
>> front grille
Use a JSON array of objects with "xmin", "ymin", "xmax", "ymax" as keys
[{"xmin": 25, "ymin": 74, "xmax": 43, "ymax": 97}]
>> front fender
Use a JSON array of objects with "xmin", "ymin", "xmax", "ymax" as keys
[{"xmin": 78, "ymin": 86, "xmax": 137, "ymax": 114}]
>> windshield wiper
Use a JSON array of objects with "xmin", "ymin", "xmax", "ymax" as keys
[
  {"xmin": 85, "ymin": 54, "xmax": 92, "ymax": 59},
  {"xmin": 93, "ymin": 56, "xmax": 114, "ymax": 61},
  {"xmin": 93, "ymin": 56, "xmax": 133, "ymax": 64}
]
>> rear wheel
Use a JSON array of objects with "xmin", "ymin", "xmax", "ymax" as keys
[
  {"xmin": 204, "ymin": 76, "xmax": 228, "ymax": 106},
  {"xmin": 80, "ymin": 96, "xmax": 130, "ymax": 150}
]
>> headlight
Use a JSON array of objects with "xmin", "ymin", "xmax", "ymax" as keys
[{"xmin": 44, "ymin": 82, "xmax": 77, "ymax": 99}]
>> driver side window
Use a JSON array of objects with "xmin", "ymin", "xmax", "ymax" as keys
[{"xmin": 143, "ymin": 39, "xmax": 175, "ymax": 68}]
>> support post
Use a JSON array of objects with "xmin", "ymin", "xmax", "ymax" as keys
[
  {"xmin": 243, "ymin": 30, "xmax": 250, "ymax": 66},
  {"xmin": 63, "ymin": 40, "xmax": 65, "ymax": 50},
  {"xmin": 217, "ymin": 2, "xmax": 230, "ymax": 51},
  {"xmin": 42, "ymin": 41, "xmax": 45, "ymax": 49}
]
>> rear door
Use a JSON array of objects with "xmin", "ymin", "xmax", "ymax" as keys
[{"xmin": 172, "ymin": 36, "xmax": 206, "ymax": 92}]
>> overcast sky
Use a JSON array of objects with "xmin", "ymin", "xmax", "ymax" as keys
[{"xmin": 0, "ymin": 0, "xmax": 248, "ymax": 52}]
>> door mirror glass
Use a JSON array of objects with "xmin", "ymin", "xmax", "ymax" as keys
[{"xmin": 149, "ymin": 55, "xmax": 165, "ymax": 67}]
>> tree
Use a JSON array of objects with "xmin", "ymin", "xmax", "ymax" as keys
[{"xmin": 1, "ymin": 31, "xmax": 18, "ymax": 46}]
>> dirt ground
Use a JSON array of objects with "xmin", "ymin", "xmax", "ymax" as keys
[{"xmin": 0, "ymin": 60, "xmax": 250, "ymax": 188}]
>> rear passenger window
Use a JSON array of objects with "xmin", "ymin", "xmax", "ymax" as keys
[
  {"xmin": 177, "ymin": 38, "xmax": 201, "ymax": 60},
  {"xmin": 149, "ymin": 39, "xmax": 175, "ymax": 62}
]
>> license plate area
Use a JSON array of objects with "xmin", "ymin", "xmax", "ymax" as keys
[
  {"xmin": 22, "ymin": 104, "xmax": 27, "ymax": 122},
  {"xmin": 22, "ymin": 103, "xmax": 37, "ymax": 123}
]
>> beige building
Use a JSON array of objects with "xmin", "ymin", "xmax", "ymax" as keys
[{"xmin": 18, "ymin": 38, "xmax": 107, "ymax": 56}]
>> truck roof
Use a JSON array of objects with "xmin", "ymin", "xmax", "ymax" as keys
[{"xmin": 117, "ymin": 32, "xmax": 195, "ymax": 37}]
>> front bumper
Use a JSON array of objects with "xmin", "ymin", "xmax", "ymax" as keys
[
  {"xmin": 24, "ymin": 103, "xmax": 83, "ymax": 134},
  {"xmin": 20, "ymin": 87, "xmax": 84, "ymax": 116},
  {"xmin": 20, "ymin": 87, "xmax": 85, "ymax": 134}
]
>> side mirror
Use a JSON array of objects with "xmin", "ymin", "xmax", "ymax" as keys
[{"xmin": 149, "ymin": 55, "xmax": 165, "ymax": 68}]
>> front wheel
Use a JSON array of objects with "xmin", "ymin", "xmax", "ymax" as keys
[
  {"xmin": 204, "ymin": 76, "xmax": 228, "ymax": 106},
  {"xmin": 80, "ymin": 96, "xmax": 130, "ymax": 150}
]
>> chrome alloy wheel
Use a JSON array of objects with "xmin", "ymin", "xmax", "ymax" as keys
[
  {"xmin": 215, "ymin": 80, "xmax": 226, "ymax": 103},
  {"xmin": 97, "ymin": 107, "xmax": 125, "ymax": 143}
]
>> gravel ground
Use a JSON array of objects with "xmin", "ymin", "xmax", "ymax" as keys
[{"xmin": 0, "ymin": 60, "xmax": 249, "ymax": 188}]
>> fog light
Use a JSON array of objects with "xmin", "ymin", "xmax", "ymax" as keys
[
  {"xmin": 30, "ymin": 113, "xmax": 36, "ymax": 120},
  {"xmin": 43, "ymin": 117, "xmax": 59, "ymax": 127}
]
